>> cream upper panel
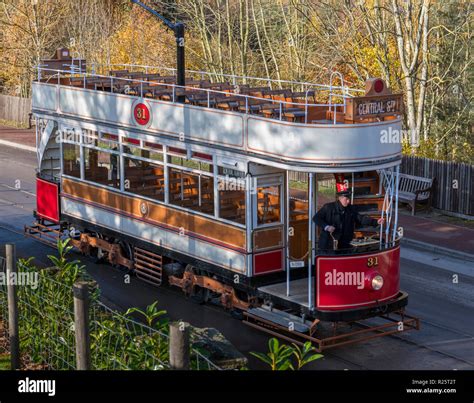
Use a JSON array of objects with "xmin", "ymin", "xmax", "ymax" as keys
[
  {"xmin": 246, "ymin": 117, "xmax": 402, "ymax": 164},
  {"xmin": 32, "ymin": 82, "xmax": 402, "ymax": 167}
]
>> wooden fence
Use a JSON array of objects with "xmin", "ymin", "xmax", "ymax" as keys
[
  {"xmin": 0, "ymin": 94, "xmax": 31, "ymax": 125},
  {"xmin": 401, "ymin": 155, "xmax": 473, "ymax": 217}
]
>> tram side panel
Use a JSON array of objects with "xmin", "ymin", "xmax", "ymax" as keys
[
  {"xmin": 59, "ymin": 177, "xmax": 249, "ymax": 275},
  {"xmin": 315, "ymin": 246, "xmax": 401, "ymax": 311},
  {"xmin": 33, "ymin": 174, "xmax": 288, "ymax": 282}
]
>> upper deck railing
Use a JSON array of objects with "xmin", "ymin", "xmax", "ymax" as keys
[
  {"xmin": 92, "ymin": 62, "xmax": 363, "ymax": 94},
  {"xmin": 34, "ymin": 63, "xmax": 367, "ymax": 125}
]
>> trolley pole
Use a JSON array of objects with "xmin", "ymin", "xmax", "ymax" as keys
[
  {"xmin": 5, "ymin": 243, "xmax": 20, "ymax": 370},
  {"xmin": 175, "ymin": 22, "xmax": 186, "ymax": 88},
  {"xmin": 131, "ymin": 0, "xmax": 186, "ymax": 103}
]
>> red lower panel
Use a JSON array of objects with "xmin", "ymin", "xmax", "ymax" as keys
[
  {"xmin": 36, "ymin": 178, "xmax": 60, "ymax": 223},
  {"xmin": 316, "ymin": 247, "xmax": 400, "ymax": 310},
  {"xmin": 253, "ymin": 249, "xmax": 283, "ymax": 275}
]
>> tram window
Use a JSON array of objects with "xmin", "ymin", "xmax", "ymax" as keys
[
  {"xmin": 218, "ymin": 178, "xmax": 246, "ymax": 224},
  {"xmin": 168, "ymin": 156, "xmax": 212, "ymax": 173},
  {"xmin": 168, "ymin": 167, "xmax": 214, "ymax": 214},
  {"xmin": 62, "ymin": 143, "xmax": 81, "ymax": 178},
  {"xmin": 123, "ymin": 144, "xmax": 163, "ymax": 162},
  {"xmin": 83, "ymin": 131, "xmax": 119, "ymax": 151},
  {"xmin": 288, "ymin": 172, "xmax": 309, "ymax": 260},
  {"xmin": 124, "ymin": 157, "xmax": 164, "ymax": 201},
  {"xmin": 84, "ymin": 147, "xmax": 120, "ymax": 188},
  {"xmin": 82, "ymin": 129, "xmax": 98, "ymax": 147},
  {"xmin": 316, "ymin": 173, "xmax": 336, "ymax": 209},
  {"xmin": 289, "ymin": 173, "xmax": 309, "ymax": 220},
  {"xmin": 257, "ymin": 185, "xmax": 281, "ymax": 225}
]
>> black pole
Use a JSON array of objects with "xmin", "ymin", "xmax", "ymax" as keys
[
  {"xmin": 175, "ymin": 23, "xmax": 186, "ymax": 103},
  {"xmin": 131, "ymin": 0, "xmax": 186, "ymax": 103}
]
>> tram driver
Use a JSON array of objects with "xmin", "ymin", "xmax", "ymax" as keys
[{"xmin": 313, "ymin": 188, "xmax": 384, "ymax": 254}]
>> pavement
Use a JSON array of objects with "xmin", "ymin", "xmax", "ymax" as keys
[
  {"xmin": 399, "ymin": 213, "xmax": 474, "ymax": 260},
  {"xmin": 0, "ymin": 125, "xmax": 36, "ymax": 152},
  {"xmin": 1, "ymin": 124, "xmax": 473, "ymax": 260}
]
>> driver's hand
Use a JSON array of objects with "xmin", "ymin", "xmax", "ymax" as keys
[
  {"xmin": 377, "ymin": 218, "xmax": 385, "ymax": 225},
  {"xmin": 325, "ymin": 225, "xmax": 336, "ymax": 233}
]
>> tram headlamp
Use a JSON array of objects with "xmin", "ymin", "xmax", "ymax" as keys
[{"xmin": 371, "ymin": 274, "xmax": 384, "ymax": 291}]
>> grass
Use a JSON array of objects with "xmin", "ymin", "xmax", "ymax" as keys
[{"xmin": 0, "ymin": 354, "xmax": 10, "ymax": 370}]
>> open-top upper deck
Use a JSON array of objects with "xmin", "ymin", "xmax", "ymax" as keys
[{"xmin": 32, "ymin": 52, "xmax": 404, "ymax": 172}]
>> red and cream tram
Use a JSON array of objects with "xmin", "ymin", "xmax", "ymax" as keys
[{"xmin": 27, "ymin": 48, "xmax": 419, "ymax": 351}]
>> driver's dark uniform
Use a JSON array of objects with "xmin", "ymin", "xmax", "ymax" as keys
[{"xmin": 313, "ymin": 200, "xmax": 378, "ymax": 252}]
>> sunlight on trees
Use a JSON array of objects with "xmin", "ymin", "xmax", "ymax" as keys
[{"xmin": 0, "ymin": 0, "xmax": 471, "ymax": 162}]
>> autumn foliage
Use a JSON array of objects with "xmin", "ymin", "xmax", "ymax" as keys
[{"xmin": 0, "ymin": 0, "xmax": 471, "ymax": 162}]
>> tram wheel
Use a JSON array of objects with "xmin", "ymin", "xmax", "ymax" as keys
[
  {"xmin": 89, "ymin": 232, "xmax": 105, "ymax": 263},
  {"xmin": 190, "ymin": 286, "xmax": 210, "ymax": 305},
  {"xmin": 118, "ymin": 240, "xmax": 134, "ymax": 274}
]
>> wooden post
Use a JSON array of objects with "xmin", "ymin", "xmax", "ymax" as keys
[
  {"xmin": 5, "ymin": 243, "xmax": 20, "ymax": 370},
  {"xmin": 73, "ymin": 282, "xmax": 91, "ymax": 370},
  {"xmin": 169, "ymin": 321, "xmax": 190, "ymax": 370}
]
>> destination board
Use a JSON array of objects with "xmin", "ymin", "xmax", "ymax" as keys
[{"xmin": 345, "ymin": 93, "xmax": 403, "ymax": 120}]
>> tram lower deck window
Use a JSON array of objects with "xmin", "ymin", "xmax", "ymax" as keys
[
  {"xmin": 84, "ymin": 147, "xmax": 120, "ymax": 189},
  {"xmin": 124, "ymin": 157, "xmax": 164, "ymax": 202},
  {"xmin": 168, "ymin": 168, "xmax": 214, "ymax": 214},
  {"xmin": 218, "ymin": 179, "xmax": 246, "ymax": 224},
  {"xmin": 257, "ymin": 185, "xmax": 281, "ymax": 225},
  {"xmin": 62, "ymin": 143, "xmax": 80, "ymax": 178}
]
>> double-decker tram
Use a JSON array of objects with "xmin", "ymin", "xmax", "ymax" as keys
[{"xmin": 26, "ymin": 48, "xmax": 419, "ymax": 351}]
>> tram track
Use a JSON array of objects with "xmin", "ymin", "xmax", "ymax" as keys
[
  {"xmin": 0, "ymin": 223, "xmax": 28, "ymax": 237},
  {"xmin": 392, "ymin": 318, "xmax": 474, "ymax": 367}
]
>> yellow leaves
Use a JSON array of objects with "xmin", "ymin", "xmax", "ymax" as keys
[{"xmin": 106, "ymin": 10, "xmax": 175, "ymax": 68}]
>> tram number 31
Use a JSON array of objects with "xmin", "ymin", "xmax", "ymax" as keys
[
  {"xmin": 367, "ymin": 257, "xmax": 379, "ymax": 268},
  {"xmin": 133, "ymin": 102, "xmax": 151, "ymax": 126}
]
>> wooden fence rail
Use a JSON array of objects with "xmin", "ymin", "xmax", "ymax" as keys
[
  {"xmin": 0, "ymin": 94, "xmax": 31, "ymax": 125},
  {"xmin": 401, "ymin": 155, "xmax": 473, "ymax": 217}
]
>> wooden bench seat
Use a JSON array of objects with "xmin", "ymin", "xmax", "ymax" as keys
[
  {"xmin": 110, "ymin": 70, "xmax": 130, "ymax": 77},
  {"xmin": 260, "ymin": 105, "xmax": 305, "ymax": 119},
  {"xmin": 288, "ymin": 91, "xmax": 316, "ymax": 103},
  {"xmin": 283, "ymin": 109, "xmax": 307, "ymax": 122},
  {"xmin": 350, "ymin": 175, "xmax": 379, "ymax": 195},
  {"xmin": 215, "ymin": 96, "xmax": 241, "ymax": 110},
  {"xmin": 398, "ymin": 173, "xmax": 434, "ymax": 215}
]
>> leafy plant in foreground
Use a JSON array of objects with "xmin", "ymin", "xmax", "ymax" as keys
[
  {"xmin": 125, "ymin": 301, "xmax": 168, "ymax": 331},
  {"xmin": 251, "ymin": 338, "xmax": 323, "ymax": 370},
  {"xmin": 250, "ymin": 338, "xmax": 295, "ymax": 370}
]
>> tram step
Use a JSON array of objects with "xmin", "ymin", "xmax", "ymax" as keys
[
  {"xmin": 24, "ymin": 222, "xmax": 61, "ymax": 248},
  {"xmin": 133, "ymin": 246, "xmax": 163, "ymax": 286},
  {"xmin": 247, "ymin": 307, "xmax": 312, "ymax": 333}
]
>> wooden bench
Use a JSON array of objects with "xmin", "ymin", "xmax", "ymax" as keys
[{"xmin": 398, "ymin": 173, "xmax": 434, "ymax": 215}]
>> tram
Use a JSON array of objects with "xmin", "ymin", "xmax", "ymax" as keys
[{"xmin": 26, "ymin": 48, "xmax": 419, "ymax": 351}]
